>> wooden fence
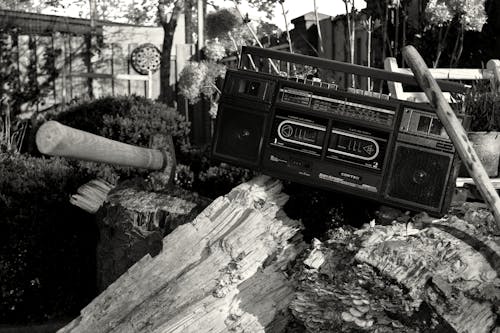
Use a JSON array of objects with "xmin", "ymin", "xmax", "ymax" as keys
[{"xmin": 0, "ymin": 9, "xmax": 193, "ymax": 116}]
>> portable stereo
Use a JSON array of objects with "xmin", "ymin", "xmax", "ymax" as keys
[{"xmin": 212, "ymin": 46, "xmax": 468, "ymax": 215}]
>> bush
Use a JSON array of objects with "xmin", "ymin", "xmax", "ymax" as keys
[
  {"xmin": 51, "ymin": 95, "xmax": 190, "ymax": 148},
  {"xmin": 0, "ymin": 152, "xmax": 97, "ymax": 324},
  {"xmin": 175, "ymin": 145, "xmax": 255, "ymax": 199},
  {"xmin": 465, "ymin": 82, "xmax": 500, "ymax": 131}
]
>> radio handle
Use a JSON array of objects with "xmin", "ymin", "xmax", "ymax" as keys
[{"xmin": 241, "ymin": 46, "xmax": 467, "ymax": 95}]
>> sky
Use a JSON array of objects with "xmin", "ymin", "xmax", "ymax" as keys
[
  {"xmin": 223, "ymin": 0, "xmax": 367, "ymax": 30},
  {"xmin": 32, "ymin": 0, "xmax": 367, "ymax": 31}
]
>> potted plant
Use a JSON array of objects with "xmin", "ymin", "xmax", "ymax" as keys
[{"xmin": 465, "ymin": 82, "xmax": 500, "ymax": 177}]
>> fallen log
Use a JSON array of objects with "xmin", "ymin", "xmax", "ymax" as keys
[
  {"xmin": 290, "ymin": 203, "xmax": 500, "ymax": 333},
  {"xmin": 355, "ymin": 217, "xmax": 500, "ymax": 333},
  {"xmin": 289, "ymin": 208, "xmax": 500, "ymax": 333},
  {"xmin": 58, "ymin": 176, "xmax": 305, "ymax": 333}
]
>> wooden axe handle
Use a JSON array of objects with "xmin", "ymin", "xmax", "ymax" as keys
[
  {"xmin": 402, "ymin": 45, "xmax": 500, "ymax": 227},
  {"xmin": 36, "ymin": 121, "xmax": 165, "ymax": 170}
]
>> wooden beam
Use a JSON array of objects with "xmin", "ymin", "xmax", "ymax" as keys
[
  {"xmin": 68, "ymin": 72, "xmax": 150, "ymax": 81},
  {"xmin": 456, "ymin": 177, "xmax": 500, "ymax": 188},
  {"xmin": 0, "ymin": 9, "xmax": 103, "ymax": 35}
]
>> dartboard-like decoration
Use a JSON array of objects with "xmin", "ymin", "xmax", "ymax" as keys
[{"xmin": 130, "ymin": 43, "xmax": 162, "ymax": 75}]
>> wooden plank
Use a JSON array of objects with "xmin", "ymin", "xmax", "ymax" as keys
[
  {"xmin": 389, "ymin": 67, "xmax": 493, "ymax": 80},
  {"xmin": 70, "ymin": 35, "xmax": 88, "ymax": 100},
  {"xmin": 403, "ymin": 45, "xmax": 500, "ymax": 228},
  {"xmin": 110, "ymin": 43, "xmax": 128, "ymax": 96},
  {"xmin": 52, "ymin": 32, "xmax": 66, "ymax": 106},
  {"xmin": 16, "ymin": 35, "xmax": 31, "ymax": 112},
  {"xmin": 0, "ymin": 9, "xmax": 104, "ymax": 35},
  {"xmin": 456, "ymin": 177, "xmax": 500, "ymax": 188},
  {"xmin": 103, "ymin": 25, "xmax": 163, "ymax": 45},
  {"xmin": 36, "ymin": 35, "xmax": 56, "ymax": 111},
  {"xmin": 385, "ymin": 57, "xmax": 464, "ymax": 103}
]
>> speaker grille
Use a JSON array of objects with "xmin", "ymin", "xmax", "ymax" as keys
[
  {"xmin": 386, "ymin": 144, "xmax": 452, "ymax": 209},
  {"xmin": 213, "ymin": 106, "xmax": 266, "ymax": 165}
]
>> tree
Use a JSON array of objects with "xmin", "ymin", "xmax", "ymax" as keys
[{"xmin": 157, "ymin": 0, "xmax": 185, "ymax": 105}]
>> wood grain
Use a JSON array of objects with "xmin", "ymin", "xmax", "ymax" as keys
[
  {"xmin": 58, "ymin": 176, "xmax": 305, "ymax": 333},
  {"xmin": 36, "ymin": 120, "xmax": 165, "ymax": 170}
]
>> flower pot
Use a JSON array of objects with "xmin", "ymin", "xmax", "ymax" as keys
[{"xmin": 467, "ymin": 131, "xmax": 500, "ymax": 177}]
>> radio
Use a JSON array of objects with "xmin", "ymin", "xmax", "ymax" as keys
[{"xmin": 212, "ymin": 46, "xmax": 468, "ymax": 215}]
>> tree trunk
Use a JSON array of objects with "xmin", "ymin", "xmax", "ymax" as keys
[
  {"xmin": 95, "ymin": 180, "xmax": 211, "ymax": 291},
  {"xmin": 158, "ymin": 0, "xmax": 184, "ymax": 105},
  {"xmin": 58, "ymin": 176, "xmax": 305, "ymax": 333}
]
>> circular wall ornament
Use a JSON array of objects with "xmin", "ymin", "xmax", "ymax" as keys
[{"xmin": 130, "ymin": 43, "xmax": 162, "ymax": 75}]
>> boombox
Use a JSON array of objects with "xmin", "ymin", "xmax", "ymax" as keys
[{"xmin": 212, "ymin": 46, "xmax": 468, "ymax": 215}]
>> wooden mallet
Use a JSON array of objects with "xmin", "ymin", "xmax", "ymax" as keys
[
  {"xmin": 36, "ymin": 120, "xmax": 176, "ymax": 184},
  {"xmin": 402, "ymin": 45, "xmax": 500, "ymax": 228}
]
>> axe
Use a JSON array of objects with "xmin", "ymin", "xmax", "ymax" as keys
[{"xmin": 36, "ymin": 120, "xmax": 176, "ymax": 211}]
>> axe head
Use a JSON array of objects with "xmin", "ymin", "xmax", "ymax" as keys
[{"xmin": 148, "ymin": 133, "xmax": 177, "ymax": 191}]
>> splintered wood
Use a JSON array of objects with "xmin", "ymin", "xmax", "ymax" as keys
[
  {"xmin": 58, "ymin": 176, "xmax": 305, "ymax": 333},
  {"xmin": 355, "ymin": 215, "xmax": 500, "ymax": 333},
  {"xmin": 290, "ymin": 209, "xmax": 500, "ymax": 333},
  {"xmin": 70, "ymin": 178, "xmax": 114, "ymax": 213}
]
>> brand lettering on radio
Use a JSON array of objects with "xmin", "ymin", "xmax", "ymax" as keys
[{"xmin": 340, "ymin": 172, "xmax": 361, "ymax": 181}]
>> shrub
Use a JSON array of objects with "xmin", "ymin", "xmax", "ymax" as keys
[
  {"xmin": 465, "ymin": 82, "xmax": 500, "ymax": 131},
  {"xmin": 51, "ymin": 95, "xmax": 190, "ymax": 147},
  {"xmin": 0, "ymin": 152, "xmax": 97, "ymax": 324}
]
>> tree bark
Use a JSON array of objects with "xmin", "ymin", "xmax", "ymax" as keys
[
  {"xmin": 95, "ymin": 180, "xmax": 211, "ymax": 291},
  {"xmin": 58, "ymin": 176, "xmax": 305, "ymax": 333},
  {"xmin": 158, "ymin": 0, "xmax": 184, "ymax": 105}
]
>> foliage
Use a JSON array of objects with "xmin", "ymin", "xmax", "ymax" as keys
[
  {"xmin": 0, "ymin": 28, "xmax": 61, "ymax": 116},
  {"xmin": 0, "ymin": 152, "xmax": 97, "ymax": 324},
  {"xmin": 204, "ymin": 39, "xmax": 227, "ymax": 62},
  {"xmin": 197, "ymin": 163, "xmax": 254, "ymax": 196},
  {"xmin": 465, "ymin": 82, "xmax": 500, "ymax": 132},
  {"xmin": 178, "ymin": 62, "xmax": 208, "ymax": 104},
  {"xmin": 425, "ymin": 0, "xmax": 487, "ymax": 31},
  {"xmin": 178, "ymin": 61, "xmax": 226, "ymax": 105},
  {"xmin": 206, "ymin": 8, "xmax": 242, "ymax": 40},
  {"xmin": 424, "ymin": 0, "xmax": 487, "ymax": 67},
  {"xmin": 176, "ymin": 144, "xmax": 256, "ymax": 198}
]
